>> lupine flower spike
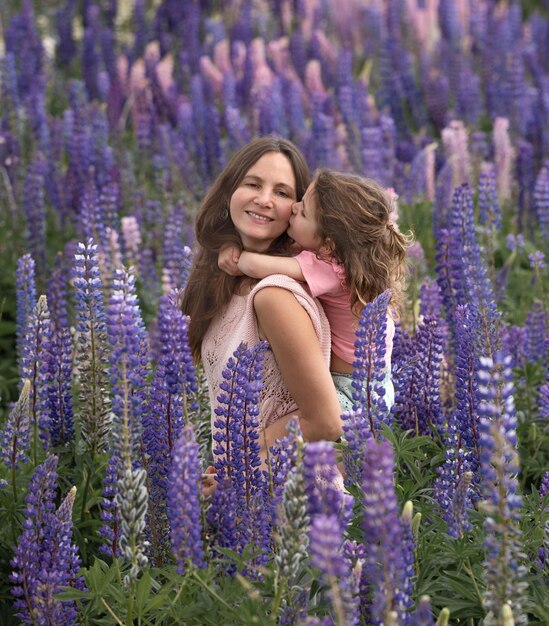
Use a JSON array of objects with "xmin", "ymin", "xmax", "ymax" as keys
[
  {"xmin": 477, "ymin": 353, "xmax": 528, "ymax": 625},
  {"xmin": 167, "ymin": 425, "xmax": 205, "ymax": 574},
  {"xmin": 10, "ymin": 455, "xmax": 83, "ymax": 625}
]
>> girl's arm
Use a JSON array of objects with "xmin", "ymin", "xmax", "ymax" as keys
[
  {"xmin": 238, "ymin": 251, "xmax": 305, "ymax": 282},
  {"xmin": 253, "ymin": 286, "xmax": 342, "ymax": 451}
]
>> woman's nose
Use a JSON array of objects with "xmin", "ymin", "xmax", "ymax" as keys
[{"xmin": 254, "ymin": 189, "xmax": 273, "ymax": 207}]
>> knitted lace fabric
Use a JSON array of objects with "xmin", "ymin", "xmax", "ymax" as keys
[{"xmin": 201, "ymin": 274, "xmax": 331, "ymax": 429}]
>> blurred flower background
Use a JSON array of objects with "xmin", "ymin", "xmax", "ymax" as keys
[{"xmin": 0, "ymin": 1, "xmax": 548, "ymax": 625}]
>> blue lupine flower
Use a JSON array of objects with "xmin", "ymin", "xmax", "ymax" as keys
[
  {"xmin": 23, "ymin": 155, "xmax": 48, "ymax": 279},
  {"xmin": 107, "ymin": 266, "xmax": 150, "ymax": 464},
  {"xmin": 399, "ymin": 501, "xmax": 416, "ymax": 619},
  {"xmin": 143, "ymin": 290, "xmax": 195, "ymax": 531},
  {"xmin": 15, "ymin": 254, "xmax": 37, "ymax": 380},
  {"xmin": 411, "ymin": 596, "xmax": 436, "ymax": 626},
  {"xmin": 99, "ymin": 453, "xmax": 121, "ymax": 558},
  {"xmin": 43, "ymin": 326, "xmax": 75, "ymax": 447},
  {"xmin": 72, "ymin": 239, "xmax": 110, "ymax": 453},
  {"xmin": 342, "ymin": 290, "xmax": 392, "ymax": 476},
  {"xmin": 168, "ymin": 426, "xmax": 205, "ymax": 574},
  {"xmin": 533, "ymin": 161, "xmax": 549, "ymax": 240},
  {"xmin": 528, "ymin": 250, "xmax": 546, "ymax": 272},
  {"xmin": 362, "ymin": 439, "xmax": 411, "ymax": 625},
  {"xmin": 304, "ymin": 441, "xmax": 357, "ymax": 625},
  {"xmin": 1, "ymin": 380, "xmax": 31, "ymax": 471},
  {"xmin": 477, "ymin": 354, "xmax": 528, "ymax": 624},
  {"xmin": 4, "ymin": 0, "xmax": 44, "ymax": 100},
  {"xmin": 55, "ymin": 0, "xmax": 77, "ymax": 67},
  {"xmin": 524, "ymin": 301, "xmax": 546, "ymax": 363},
  {"xmin": 478, "ymin": 162, "xmax": 502, "ymax": 230},
  {"xmin": 20, "ymin": 295, "xmax": 52, "ymax": 456},
  {"xmin": 392, "ymin": 317, "xmax": 444, "ymax": 438},
  {"xmin": 208, "ymin": 341, "xmax": 271, "ymax": 574},
  {"xmin": 10, "ymin": 455, "xmax": 83, "ymax": 625}
]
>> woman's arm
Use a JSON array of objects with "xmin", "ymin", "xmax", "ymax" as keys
[
  {"xmin": 253, "ymin": 286, "xmax": 342, "ymax": 450},
  {"xmin": 238, "ymin": 251, "xmax": 305, "ymax": 282}
]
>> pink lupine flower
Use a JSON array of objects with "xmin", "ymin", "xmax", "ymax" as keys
[
  {"xmin": 442, "ymin": 119, "xmax": 471, "ymax": 186},
  {"xmin": 305, "ymin": 59, "xmax": 326, "ymax": 96},
  {"xmin": 493, "ymin": 117, "xmax": 515, "ymax": 201}
]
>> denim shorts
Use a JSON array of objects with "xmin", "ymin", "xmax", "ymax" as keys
[{"xmin": 331, "ymin": 367, "xmax": 394, "ymax": 414}]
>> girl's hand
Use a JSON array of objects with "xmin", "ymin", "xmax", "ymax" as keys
[{"xmin": 218, "ymin": 245, "xmax": 243, "ymax": 276}]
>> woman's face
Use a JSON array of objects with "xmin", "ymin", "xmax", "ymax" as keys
[{"xmin": 229, "ymin": 152, "xmax": 297, "ymax": 252}]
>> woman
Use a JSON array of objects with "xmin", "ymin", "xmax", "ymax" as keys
[{"xmin": 181, "ymin": 137, "xmax": 343, "ymax": 460}]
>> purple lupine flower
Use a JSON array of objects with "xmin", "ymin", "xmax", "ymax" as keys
[
  {"xmin": 142, "ymin": 359, "xmax": 178, "ymax": 560},
  {"xmin": 20, "ymin": 295, "xmax": 53, "ymax": 457},
  {"xmin": 15, "ymin": 254, "xmax": 37, "ymax": 380},
  {"xmin": 342, "ymin": 290, "xmax": 392, "ymax": 474},
  {"xmin": 303, "ymin": 441, "xmax": 348, "ymax": 521},
  {"xmin": 399, "ymin": 501, "xmax": 416, "ymax": 620},
  {"xmin": 533, "ymin": 161, "xmax": 549, "ymax": 241},
  {"xmin": 168, "ymin": 426, "xmax": 205, "ymax": 574},
  {"xmin": 478, "ymin": 162, "xmax": 502, "ymax": 230},
  {"xmin": 524, "ymin": 301, "xmax": 547, "ymax": 363},
  {"xmin": 304, "ymin": 441, "xmax": 357, "ymax": 625},
  {"xmin": 55, "ymin": 0, "xmax": 77, "ymax": 67},
  {"xmin": 4, "ymin": 0, "xmax": 44, "ymax": 101},
  {"xmin": 419, "ymin": 278, "xmax": 444, "ymax": 320},
  {"xmin": 309, "ymin": 514, "xmax": 356, "ymax": 616},
  {"xmin": 107, "ymin": 266, "xmax": 150, "ymax": 465},
  {"xmin": 450, "ymin": 471, "xmax": 474, "ymax": 539},
  {"xmin": 456, "ymin": 63, "xmax": 482, "ymax": 126},
  {"xmin": 267, "ymin": 419, "xmax": 299, "ymax": 506},
  {"xmin": 72, "ymin": 240, "xmax": 111, "ymax": 454},
  {"xmin": 1, "ymin": 380, "xmax": 31, "ymax": 472},
  {"xmin": 392, "ymin": 317, "xmax": 444, "ymax": 438},
  {"xmin": 362, "ymin": 439, "xmax": 411, "ymax": 625},
  {"xmin": 434, "ymin": 304, "xmax": 481, "ymax": 536},
  {"xmin": 505, "ymin": 233, "xmax": 525, "ymax": 254},
  {"xmin": 436, "ymin": 184, "xmax": 500, "ymax": 356},
  {"xmin": 528, "ymin": 250, "xmax": 546, "ymax": 272},
  {"xmin": 10, "ymin": 455, "xmax": 82, "ymax": 625},
  {"xmin": 143, "ymin": 290, "xmax": 196, "ymax": 559},
  {"xmin": 23, "ymin": 154, "xmax": 48, "ymax": 278},
  {"xmin": 43, "ymin": 326, "xmax": 75, "ymax": 447},
  {"xmin": 99, "ymin": 453, "xmax": 121, "ymax": 558},
  {"xmin": 477, "ymin": 353, "xmax": 528, "ymax": 625},
  {"xmin": 208, "ymin": 341, "xmax": 271, "ymax": 574},
  {"xmin": 47, "ymin": 253, "xmax": 69, "ymax": 335},
  {"xmin": 162, "ymin": 206, "xmax": 193, "ymax": 291},
  {"xmin": 411, "ymin": 596, "xmax": 436, "ymax": 626}
]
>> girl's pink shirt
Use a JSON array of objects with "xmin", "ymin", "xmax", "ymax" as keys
[{"xmin": 295, "ymin": 251, "xmax": 395, "ymax": 366}]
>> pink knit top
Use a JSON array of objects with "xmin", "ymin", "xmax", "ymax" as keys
[{"xmin": 201, "ymin": 274, "xmax": 331, "ymax": 429}]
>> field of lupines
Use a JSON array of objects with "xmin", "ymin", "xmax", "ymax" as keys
[{"xmin": 0, "ymin": 0, "xmax": 548, "ymax": 624}]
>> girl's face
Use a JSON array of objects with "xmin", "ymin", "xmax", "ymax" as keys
[
  {"xmin": 229, "ymin": 152, "xmax": 297, "ymax": 252},
  {"xmin": 287, "ymin": 181, "xmax": 323, "ymax": 251}
]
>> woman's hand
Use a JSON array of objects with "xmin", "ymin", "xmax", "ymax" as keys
[{"xmin": 201, "ymin": 465, "xmax": 218, "ymax": 497}]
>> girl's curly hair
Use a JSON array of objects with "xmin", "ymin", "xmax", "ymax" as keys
[{"xmin": 312, "ymin": 169, "xmax": 411, "ymax": 317}]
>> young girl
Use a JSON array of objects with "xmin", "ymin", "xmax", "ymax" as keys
[{"xmin": 219, "ymin": 168, "xmax": 409, "ymax": 412}]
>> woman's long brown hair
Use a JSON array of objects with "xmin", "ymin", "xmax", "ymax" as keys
[{"xmin": 181, "ymin": 136, "xmax": 311, "ymax": 360}]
